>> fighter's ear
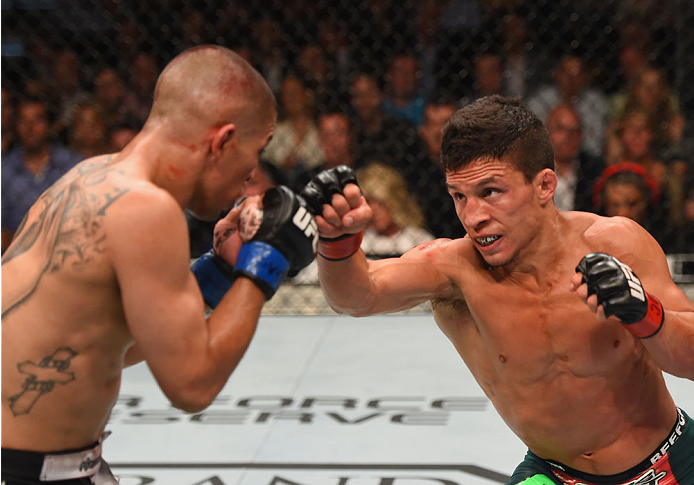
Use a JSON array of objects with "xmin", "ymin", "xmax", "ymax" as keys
[
  {"xmin": 210, "ymin": 123, "xmax": 236, "ymax": 155},
  {"xmin": 535, "ymin": 168, "xmax": 557, "ymax": 205}
]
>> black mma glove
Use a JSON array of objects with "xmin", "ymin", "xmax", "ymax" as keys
[
  {"xmin": 234, "ymin": 185, "xmax": 318, "ymax": 300},
  {"xmin": 300, "ymin": 165, "xmax": 364, "ymax": 261},
  {"xmin": 576, "ymin": 253, "xmax": 664, "ymax": 338}
]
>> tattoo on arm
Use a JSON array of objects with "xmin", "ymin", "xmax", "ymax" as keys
[{"xmin": 9, "ymin": 347, "xmax": 78, "ymax": 416}]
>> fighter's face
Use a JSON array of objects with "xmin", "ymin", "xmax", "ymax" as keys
[
  {"xmin": 190, "ymin": 113, "xmax": 276, "ymax": 221},
  {"xmin": 17, "ymin": 102, "xmax": 50, "ymax": 152},
  {"xmin": 446, "ymin": 158, "xmax": 540, "ymax": 267}
]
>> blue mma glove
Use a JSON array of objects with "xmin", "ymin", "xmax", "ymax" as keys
[
  {"xmin": 191, "ymin": 250, "xmax": 235, "ymax": 309},
  {"xmin": 234, "ymin": 185, "xmax": 318, "ymax": 300}
]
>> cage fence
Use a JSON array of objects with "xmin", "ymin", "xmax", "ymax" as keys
[{"xmin": 2, "ymin": 0, "xmax": 693, "ymax": 312}]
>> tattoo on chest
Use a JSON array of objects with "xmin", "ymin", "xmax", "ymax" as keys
[
  {"xmin": 1, "ymin": 158, "xmax": 129, "ymax": 317},
  {"xmin": 9, "ymin": 347, "xmax": 78, "ymax": 416}
]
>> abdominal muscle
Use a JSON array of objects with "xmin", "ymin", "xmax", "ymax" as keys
[{"xmin": 432, "ymin": 297, "xmax": 677, "ymax": 474}]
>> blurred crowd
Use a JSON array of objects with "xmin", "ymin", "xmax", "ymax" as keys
[{"xmin": 2, "ymin": 0, "xmax": 694, "ymax": 260}]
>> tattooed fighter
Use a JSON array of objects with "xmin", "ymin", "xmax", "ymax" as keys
[{"xmin": 2, "ymin": 45, "xmax": 317, "ymax": 484}]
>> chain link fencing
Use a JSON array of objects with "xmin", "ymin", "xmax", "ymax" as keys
[{"xmin": 2, "ymin": 0, "xmax": 693, "ymax": 312}]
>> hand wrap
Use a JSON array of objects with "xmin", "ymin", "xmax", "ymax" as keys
[{"xmin": 576, "ymin": 252, "xmax": 664, "ymax": 338}]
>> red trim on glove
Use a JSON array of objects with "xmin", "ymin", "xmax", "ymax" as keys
[
  {"xmin": 318, "ymin": 231, "xmax": 364, "ymax": 261},
  {"xmin": 623, "ymin": 293, "xmax": 664, "ymax": 339}
]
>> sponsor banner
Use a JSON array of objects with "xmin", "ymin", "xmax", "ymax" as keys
[{"xmin": 111, "ymin": 464, "xmax": 509, "ymax": 485}]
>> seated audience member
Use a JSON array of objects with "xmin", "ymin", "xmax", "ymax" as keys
[
  {"xmin": 304, "ymin": 111, "xmax": 359, "ymax": 191},
  {"xmin": 607, "ymin": 64, "xmax": 685, "ymax": 164},
  {"xmin": 498, "ymin": 11, "xmax": 550, "ymax": 100},
  {"xmin": 526, "ymin": 54, "xmax": 609, "ymax": 158},
  {"xmin": 614, "ymin": 108, "xmax": 690, "ymax": 234},
  {"xmin": 381, "ymin": 52, "xmax": 427, "ymax": 126},
  {"xmin": 67, "ymin": 100, "xmax": 110, "ymax": 159},
  {"xmin": 1, "ymin": 96, "xmax": 81, "ymax": 252},
  {"xmin": 349, "ymin": 72, "xmax": 428, "ymax": 203},
  {"xmin": 592, "ymin": 162, "xmax": 671, "ymax": 251},
  {"xmin": 92, "ymin": 66, "xmax": 140, "ymax": 130},
  {"xmin": 126, "ymin": 51, "xmax": 159, "ymax": 124},
  {"xmin": 611, "ymin": 109, "xmax": 666, "ymax": 175},
  {"xmin": 51, "ymin": 49, "xmax": 91, "ymax": 138},
  {"xmin": 545, "ymin": 103, "xmax": 605, "ymax": 212},
  {"xmin": 2, "ymin": 86, "xmax": 16, "ymax": 154},
  {"xmin": 459, "ymin": 53, "xmax": 507, "ymax": 107},
  {"xmin": 416, "ymin": 101, "xmax": 466, "ymax": 238},
  {"xmin": 357, "ymin": 162, "xmax": 435, "ymax": 258},
  {"xmin": 263, "ymin": 72, "xmax": 324, "ymax": 175},
  {"xmin": 108, "ymin": 121, "xmax": 139, "ymax": 152},
  {"xmin": 296, "ymin": 44, "xmax": 345, "ymax": 113}
]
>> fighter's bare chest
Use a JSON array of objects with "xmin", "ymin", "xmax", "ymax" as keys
[{"xmin": 434, "ymin": 279, "xmax": 631, "ymax": 380}]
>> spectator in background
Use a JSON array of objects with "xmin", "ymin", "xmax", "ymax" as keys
[
  {"xmin": 416, "ymin": 102, "xmax": 465, "ymax": 239},
  {"xmin": 108, "ymin": 121, "xmax": 139, "ymax": 152},
  {"xmin": 263, "ymin": 72, "xmax": 324, "ymax": 179},
  {"xmin": 296, "ymin": 43, "xmax": 345, "ymax": 112},
  {"xmin": 92, "ymin": 66, "xmax": 139, "ymax": 130},
  {"xmin": 349, "ymin": 72, "xmax": 428, "ymax": 200},
  {"xmin": 527, "ymin": 54, "xmax": 609, "ymax": 158},
  {"xmin": 546, "ymin": 103, "xmax": 605, "ymax": 212},
  {"xmin": 249, "ymin": 15, "xmax": 285, "ymax": 96},
  {"xmin": 414, "ymin": 0, "xmax": 440, "ymax": 101},
  {"xmin": 499, "ymin": 11, "xmax": 549, "ymax": 100},
  {"xmin": 459, "ymin": 52, "xmax": 507, "ymax": 107},
  {"xmin": 1, "ymin": 97, "xmax": 81, "ymax": 251},
  {"xmin": 51, "ymin": 49, "xmax": 91, "ymax": 139},
  {"xmin": 67, "ymin": 100, "xmax": 110, "ymax": 159},
  {"xmin": 2, "ymin": 87, "xmax": 16, "ymax": 154},
  {"xmin": 610, "ymin": 108, "xmax": 669, "ymax": 187},
  {"xmin": 617, "ymin": 44, "xmax": 649, "ymax": 89},
  {"xmin": 357, "ymin": 162, "xmax": 435, "ymax": 258},
  {"xmin": 126, "ymin": 52, "xmax": 159, "ymax": 124},
  {"xmin": 175, "ymin": 9, "xmax": 208, "ymax": 52},
  {"xmin": 111, "ymin": 14, "xmax": 148, "ymax": 67},
  {"xmin": 316, "ymin": 16, "xmax": 352, "ymax": 98},
  {"xmin": 606, "ymin": 65, "xmax": 685, "ymax": 164},
  {"xmin": 611, "ymin": 107, "xmax": 692, "ymax": 238},
  {"xmin": 312, "ymin": 111, "xmax": 358, "ymax": 183},
  {"xmin": 592, "ymin": 161, "xmax": 671, "ymax": 251},
  {"xmin": 381, "ymin": 52, "xmax": 427, "ymax": 126}
]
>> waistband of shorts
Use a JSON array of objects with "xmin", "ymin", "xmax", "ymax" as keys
[
  {"xmin": 2, "ymin": 439, "xmax": 104, "ymax": 482},
  {"xmin": 540, "ymin": 407, "xmax": 689, "ymax": 484}
]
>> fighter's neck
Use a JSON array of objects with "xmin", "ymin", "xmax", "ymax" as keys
[
  {"xmin": 494, "ymin": 209, "xmax": 570, "ymax": 291},
  {"xmin": 115, "ymin": 129, "xmax": 207, "ymax": 209}
]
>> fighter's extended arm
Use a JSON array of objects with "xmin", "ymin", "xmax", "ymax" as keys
[
  {"xmin": 572, "ymin": 219, "xmax": 694, "ymax": 380},
  {"xmin": 110, "ymin": 186, "xmax": 316, "ymax": 411},
  {"xmin": 302, "ymin": 166, "xmax": 456, "ymax": 316}
]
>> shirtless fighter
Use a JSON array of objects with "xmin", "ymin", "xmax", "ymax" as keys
[
  {"xmin": 1, "ymin": 45, "xmax": 317, "ymax": 484},
  {"xmin": 300, "ymin": 96, "xmax": 694, "ymax": 484}
]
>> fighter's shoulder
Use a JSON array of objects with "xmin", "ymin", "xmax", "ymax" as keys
[
  {"xmin": 105, "ymin": 180, "xmax": 182, "ymax": 224},
  {"xmin": 570, "ymin": 211, "xmax": 655, "ymax": 256},
  {"xmin": 403, "ymin": 236, "xmax": 477, "ymax": 266}
]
